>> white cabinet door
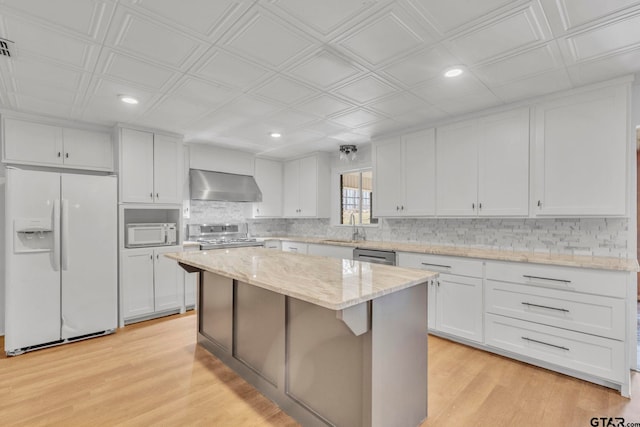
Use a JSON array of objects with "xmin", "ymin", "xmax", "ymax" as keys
[
  {"xmin": 120, "ymin": 128, "xmax": 154, "ymax": 203},
  {"xmin": 533, "ymin": 85, "xmax": 627, "ymax": 216},
  {"xmin": 3, "ymin": 118, "xmax": 63, "ymax": 166},
  {"xmin": 435, "ymin": 274, "xmax": 483, "ymax": 342},
  {"xmin": 283, "ymin": 159, "xmax": 300, "ymax": 217},
  {"xmin": 373, "ymin": 138, "xmax": 403, "ymax": 216},
  {"xmin": 403, "ymin": 129, "xmax": 436, "ymax": 216},
  {"xmin": 122, "ymin": 248, "xmax": 155, "ymax": 319},
  {"xmin": 436, "ymin": 120, "xmax": 478, "ymax": 216},
  {"xmin": 253, "ymin": 158, "xmax": 283, "ymax": 217},
  {"xmin": 307, "ymin": 243, "xmax": 354, "ymax": 259},
  {"xmin": 298, "ymin": 156, "xmax": 318, "ymax": 217},
  {"xmin": 154, "ymin": 247, "xmax": 182, "ymax": 311},
  {"xmin": 478, "ymin": 108, "xmax": 529, "ymax": 216},
  {"xmin": 153, "ymin": 134, "xmax": 182, "ymax": 204},
  {"xmin": 62, "ymin": 128, "xmax": 113, "ymax": 171}
]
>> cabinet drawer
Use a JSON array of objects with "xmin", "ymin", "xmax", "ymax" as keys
[
  {"xmin": 485, "ymin": 261, "xmax": 626, "ymax": 298},
  {"xmin": 398, "ymin": 252, "xmax": 483, "ymax": 277},
  {"xmin": 485, "ymin": 313, "xmax": 625, "ymax": 383},
  {"xmin": 486, "ymin": 280, "xmax": 625, "ymax": 340},
  {"xmin": 282, "ymin": 241, "xmax": 308, "ymax": 254}
]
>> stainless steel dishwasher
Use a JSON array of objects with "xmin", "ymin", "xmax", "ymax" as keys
[{"xmin": 353, "ymin": 248, "xmax": 396, "ymax": 265}]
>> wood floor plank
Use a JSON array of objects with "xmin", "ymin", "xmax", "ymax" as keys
[{"xmin": 1, "ymin": 312, "xmax": 639, "ymax": 426}]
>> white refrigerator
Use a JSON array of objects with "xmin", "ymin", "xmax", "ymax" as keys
[{"xmin": 4, "ymin": 168, "xmax": 117, "ymax": 355}]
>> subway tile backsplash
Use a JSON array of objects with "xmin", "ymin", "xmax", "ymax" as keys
[{"xmin": 187, "ymin": 201, "xmax": 630, "ymax": 258}]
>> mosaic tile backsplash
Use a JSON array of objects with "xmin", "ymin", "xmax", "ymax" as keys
[{"xmin": 187, "ymin": 201, "xmax": 630, "ymax": 258}]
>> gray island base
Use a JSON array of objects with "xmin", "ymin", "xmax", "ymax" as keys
[{"xmin": 169, "ymin": 248, "xmax": 436, "ymax": 427}]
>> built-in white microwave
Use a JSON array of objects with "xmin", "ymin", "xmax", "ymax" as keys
[{"xmin": 126, "ymin": 223, "xmax": 177, "ymax": 248}]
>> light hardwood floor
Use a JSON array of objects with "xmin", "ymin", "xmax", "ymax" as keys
[{"xmin": 1, "ymin": 312, "xmax": 639, "ymax": 427}]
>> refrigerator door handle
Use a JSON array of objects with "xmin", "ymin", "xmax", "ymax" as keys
[
  {"xmin": 62, "ymin": 199, "xmax": 69, "ymax": 271},
  {"xmin": 53, "ymin": 199, "xmax": 61, "ymax": 271}
]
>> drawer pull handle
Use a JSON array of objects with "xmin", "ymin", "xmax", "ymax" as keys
[
  {"xmin": 523, "ymin": 275, "xmax": 571, "ymax": 284},
  {"xmin": 421, "ymin": 262, "xmax": 452, "ymax": 269},
  {"xmin": 521, "ymin": 337, "xmax": 569, "ymax": 351},
  {"xmin": 521, "ymin": 302, "xmax": 569, "ymax": 313}
]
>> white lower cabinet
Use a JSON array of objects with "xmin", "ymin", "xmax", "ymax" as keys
[
  {"xmin": 282, "ymin": 241, "xmax": 308, "ymax": 254},
  {"xmin": 398, "ymin": 252, "xmax": 484, "ymax": 343},
  {"xmin": 264, "ymin": 240, "xmax": 282, "ymax": 250},
  {"xmin": 122, "ymin": 245, "xmax": 183, "ymax": 321},
  {"xmin": 307, "ymin": 243, "xmax": 354, "ymax": 259},
  {"xmin": 484, "ymin": 260, "xmax": 628, "ymax": 388}
]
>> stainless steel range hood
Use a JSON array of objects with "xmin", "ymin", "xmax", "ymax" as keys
[{"xmin": 190, "ymin": 169, "xmax": 262, "ymax": 202}]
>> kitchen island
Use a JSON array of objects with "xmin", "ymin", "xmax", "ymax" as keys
[{"xmin": 167, "ymin": 248, "xmax": 437, "ymax": 427}]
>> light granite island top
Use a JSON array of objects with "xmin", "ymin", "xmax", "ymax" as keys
[
  {"xmin": 167, "ymin": 247, "xmax": 436, "ymax": 310},
  {"xmin": 168, "ymin": 247, "xmax": 435, "ymax": 427}
]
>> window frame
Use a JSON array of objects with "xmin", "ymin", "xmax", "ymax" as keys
[{"xmin": 338, "ymin": 167, "xmax": 376, "ymax": 226}]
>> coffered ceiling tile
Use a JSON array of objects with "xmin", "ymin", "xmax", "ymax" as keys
[
  {"xmin": 107, "ymin": 10, "xmax": 205, "ymax": 69},
  {"xmin": 540, "ymin": 0, "xmax": 640, "ymax": 33},
  {"xmin": 192, "ymin": 49, "xmax": 270, "ymax": 88},
  {"xmin": 223, "ymin": 121, "xmax": 280, "ymax": 143},
  {"xmin": 333, "ymin": 75, "xmax": 398, "ymax": 104},
  {"xmin": 392, "ymin": 107, "xmax": 449, "ymax": 126},
  {"xmin": 3, "ymin": 16, "xmax": 95, "ymax": 68},
  {"xmin": 81, "ymin": 97, "xmax": 143, "ymax": 125},
  {"xmin": 224, "ymin": 10, "xmax": 315, "ymax": 68},
  {"xmin": 13, "ymin": 82, "xmax": 77, "ymax": 106},
  {"xmin": 15, "ymin": 92, "xmax": 74, "ymax": 116},
  {"xmin": 566, "ymin": 48, "xmax": 640, "ymax": 86},
  {"xmin": 276, "ymin": 129, "xmax": 325, "ymax": 145},
  {"xmin": 295, "ymin": 95, "xmax": 354, "ymax": 117},
  {"xmin": 304, "ymin": 120, "xmax": 349, "ymax": 137},
  {"xmin": 474, "ymin": 43, "xmax": 562, "ymax": 86},
  {"xmin": 491, "ymin": 69, "xmax": 572, "ymax": 103},
  {"xmin": 367, "ymin": 91, "xmax": 433, "ymax": 116},
  {"xmin": 352, "ymin": 118, "xmax": 403, "ymax": 138},
  {"xmin": 222, "ymin": 95, "xmax": 282, "ymax": 118},
  {"xmin": 253, "ymin": 76, "xmax": 317, "ymax": 105},
  {"xmin": 447, "ymin": 5, "xmax": 551, "ymax": 64},
  {"xmin": 338, "ymin": 8, "xmax": 431, "ymax": 66},
  {"xmin": 124, "ymin": 0, "xmax": 251, "ymax": 39},
  {"xmin": 171, "ymin": 77, "xmax": 239, "ymax": 106},
  {"xmin": 11, "ymin": 57, "xmax": 85, "ymax": 92},
  {"xmin": 264, "ymin": 109, "xmax": 318, "ymax": 130},
  {"xmin": 409, "ymin": 0, "xmax": 517, "ymax": 34},
  {"xmin": 433, "ymin": 90, "xmax": 503, "ymax": 115},
  {"xmin": 328, "ymin": 131, "xmax": 371, "ymax": 143},
  {"xmin": 190, "ymin": 110, "xmax": 252, "ymax": 135},
  {"xmin": 380, "ymin": 45, "xmax": 460, "ymax": 87},
  {"xmin": 412, "ymin": 73, "xmax": 490, "ymax": 103},
  {"xmin": 1, "ymin": 0, "xmax": 112, "ymax": 39},
  {"xmin": 269, "ymin": 0, "xmax": 382, "ymax": 36},
  {"xmin": 287, "ymin": 50, "xmax": 362, "ymax": 89},
  {"xmin": 330, "ymin": 108, "xmax": 384, "ymax": 128},
  {"xmin": 89, "ymin": 77, "xmax": 158, "ymax": 105},
  {"xmin": 563, "ymin": 13, "xmax": 640, "ymax": 62},
  {"xmin": 100, "ymin": 51, "xmax": 176, "ymax": 90},
  {"xmin": 143, "ymin": 96, "xmax": 212, "ymax": 128}
]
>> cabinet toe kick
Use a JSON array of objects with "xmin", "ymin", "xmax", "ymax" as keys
[{"xmin": 336, "ymin": 302, "xmax": 370, "ymax": 336}]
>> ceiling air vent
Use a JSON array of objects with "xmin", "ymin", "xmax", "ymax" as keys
[{"xmin": 0, "ymin": 38, "xmax": 14, "ymax": 57}]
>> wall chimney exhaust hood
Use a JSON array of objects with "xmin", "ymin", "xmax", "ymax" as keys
[{"xmin": 190, "ymin": 169, "xmax": 262, "ymax": 202}]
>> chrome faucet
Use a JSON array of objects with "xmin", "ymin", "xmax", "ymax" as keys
[{"xmin": 350, "ymin": 213, "xmax": 362, "ymax": 241}]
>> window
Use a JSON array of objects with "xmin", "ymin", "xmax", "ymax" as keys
[{"xmin": 340, "ymin": 169, "xmax": 376, "ymax": 225}]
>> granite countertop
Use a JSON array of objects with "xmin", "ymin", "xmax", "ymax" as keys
[
  {"xmin": 258, "ymin": 237, "xmax": 640, "ymax": 272},
  {"xmin": 167, "ymin": 247, "xmax": 437, "ymax": 310}
]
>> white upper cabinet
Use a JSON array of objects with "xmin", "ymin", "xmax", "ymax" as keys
[
  {"xmin": 373, "ymin": 129, "xmax": 436, "ymax": 217},
  {"xmin": 436, "ymin": 121, "xmax": 478, "ymax": 216},
  {"xmin": 532, "ymin": 85, "xmax": 628, "ymax": 216},
  {"xmin": 3, "ymin": 117, "xmax": 113, "ymax": 171},
  {"xmin": 153, "ymin": 134, "xmax": 182, "ymax": 204},
  {"xmin": 437, "ymin": 108, "xmax": 529, "ymax": 217},
  {"xmin": 372, "ymin": 137, "xmax": 403, "ymax": 217},
  {"xmin": 477, "ymin": 108, "xmax": 530, "ymax": 216},
  {"xmin": 283, "ymin": 154, "xmax": 330, "ymax": 218},
  {"xmin": 120, "ymin": 128, "xmax": 182, "ymax": 205},
  {"xmin": 253, "ymin": 158, "xmax": 283, "ymax": 218}
]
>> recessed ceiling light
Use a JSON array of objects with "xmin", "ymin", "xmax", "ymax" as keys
[
  {"xmin": 444, "ymin": 67, "xmax": 464, "ymax": 78},
  {"xmin": 119, "ymin": 95, "xmax": 139, "ymax": 104},
  {"xmin": 270, "ymin": 132, "xmax": 281, "ymax": 138}
]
